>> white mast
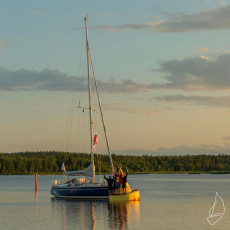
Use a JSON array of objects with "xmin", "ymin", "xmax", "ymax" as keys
[{"xmin": 84, "ymin": 17, "xmax": 95, "ymax": 181}]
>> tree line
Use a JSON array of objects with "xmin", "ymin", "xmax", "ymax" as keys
[{"xmin": 0, "ymin": 151, "xmax": 230, "ymax": 174}]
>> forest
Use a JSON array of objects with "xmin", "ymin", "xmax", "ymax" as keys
[{"xmin": 0, "ymin": 151, "xmax": 230, "ymax": 174}]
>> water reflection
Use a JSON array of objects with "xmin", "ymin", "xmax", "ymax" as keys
[
  {"xmin": 34, "ymin": 191, "xmax": 39, "ymax": 224},
  {"xmin": 108, "ymin": 201, "xmax": 140, "ymax": 230},
  {"xmin": 51, "ymin": 198, "xmax": 140, "ymax": 230}
]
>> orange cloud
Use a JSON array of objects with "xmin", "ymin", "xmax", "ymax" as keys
[{"xmin": 197, "ymin": 48, "xmax": 209, "ymax": 53}]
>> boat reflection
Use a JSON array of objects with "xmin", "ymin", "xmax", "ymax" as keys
[
  {"xmin": 108, "ymin": 201, "xmax": 140, "ymax": 230},
  {"xmin": 51, "ymin": 198, "xmax": 140, "ymax": 230}
]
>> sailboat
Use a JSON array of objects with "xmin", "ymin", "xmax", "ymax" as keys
[
  {"xmin": 51, "ymin": 17, "xmax": 114, "ymax": 199},
  {"xmin": 51, "ymin": 17, "xmax": 140, "ymax": 201}
]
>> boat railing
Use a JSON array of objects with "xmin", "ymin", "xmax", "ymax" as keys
[
  {"xmin": 51, "ymin": 179, "xmax": 68, "ymax": 186},
  {"xmin": 51, "ymin": 177, "xmax": 90, "ymax": 186}
]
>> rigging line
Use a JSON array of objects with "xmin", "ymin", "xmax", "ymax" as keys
[
  {"xmin": 99, "ymin": 153, "xmax": 102, "ymax": 182},
  {"xmin": 88, "ymin": 47, "xmax": 114, "ymax": 172},
  {"xmin": 82, "ymin": 107, "xmax": 88, "ymax": 154},
  {"xmin": 76, "ymin": 29, "xmax": 85, "ymax": 77},
  {"xmin": 95, "ymin": 152, "xmax": 102, "ymax": 182},
  {"xmin": 76, "ymin": 105, "xmax": 81, "ymax": 153},
  {"xmin": 78, "ymin": 53, "xmax": 87, "ymax": 154},
  {"xmin": 61, "ymin": 29, "xmax": 85, "ymax": 153},
  {"xmin": 76, "ymin": 30, "xmax": 87, "ymax": 110},
  {"xmin": 61, "ymin": 97, "xmax": 75, "ymax": 152},
  {"xmin": 72, "ymin": 108, "xmax": 78, "ymax": 152},
  {"xmin": 65, "ymin": 65, "xmax": 84, "ymax": 152},
  {"xmin": 66, "ymin": 105, "xmax": 75, "ymax": 151},
  {"xmin": 71, "ymin": 31, "xmax": 86, "ymax": 153},
  {"xmin": 93, "ymin": 105, "xmax": 98, "ymax": 133},
  {"xmin": 98, "ymin": 153, "xmax": 102, "ymax": 174}
]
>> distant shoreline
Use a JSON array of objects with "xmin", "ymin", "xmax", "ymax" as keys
[{"xmin": 1, "ymin": 152, "xmax": 230, "ymax": 175}]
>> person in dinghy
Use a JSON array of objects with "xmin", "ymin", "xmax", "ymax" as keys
[
  {"xmin": 111, "ymin": 164, "xmax": 129, "ymax": 194},
  {"xmin": 122, "ymin": 169, "xmax": 128, "ymax": 193}
]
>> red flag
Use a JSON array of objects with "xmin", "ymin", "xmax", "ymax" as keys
[{"xmin": 93, "ymin": 134, "xmax": 98, "ymax": 145}]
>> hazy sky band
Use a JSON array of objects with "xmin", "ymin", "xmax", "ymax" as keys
[{"xmin": 1, "ymin": 1, "xmax": 230, "ymax": 154}]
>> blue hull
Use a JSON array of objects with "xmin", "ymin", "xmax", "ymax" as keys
[{"xmin": 51, "ymin": 185, "xmax": 109, "ymax": 199}]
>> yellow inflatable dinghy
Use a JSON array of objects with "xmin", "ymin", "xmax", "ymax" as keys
[{"xmin": 109, "ymin": 189, "xmax": 140, "ymax": 202}]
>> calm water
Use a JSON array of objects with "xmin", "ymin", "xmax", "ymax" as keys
[{"xmin": 0, "ymin": 174, "xmax": 230, "ymax": 230}]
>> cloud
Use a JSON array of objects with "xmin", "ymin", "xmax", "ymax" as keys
[
  {"xmin": 217, "ymin": 110, "xmax": 228, "ymax": 115},
  {"xmin": 154, "ymin": 95, "xmax": 230, "ymax": 108},
  {"xmin": 154, "ymin": 145, "xmax": 229, "ymax": 155},
  {"xmin": 199, "ymin": 55, "xmax": 210, "ymax": 60},
  {"xmin": 0, "ymin": 68, "xmax": 87, "ymax": 91},
  {"xmin": 134, "ymin": 97, "xmax": 146, "ymax": 101},
  {"xmin": 0, "ymin": 40, "xmax": 3, "ymax": 49},
  {"xmin": 153, "ymin": 5, "xmax": 230, "ymax": 32},
  {"xmin": 32, "ymin": 11, "xmax": 47, "ymax": 16},
  {"xmin": 219, "ymin": 1, "xmax": 228, "ymax": 6},
  {"xmin": 3, "ymin": 51, "xmax": 230, "ymax": 94},
  {"xmin": 151, "ymin": 53, "xmax": 230, "ymax": 90},
  {"xmin": 103, "ymin": 13, "xmax": 117, "ymax": 17},
  {"xmin": 73, "ymin": 21, "xmax": 163, "ymax": 32},
  {"xmin": 196, "ymin": 48, "xmax": 210, "ymax": 53},
  {"xmin": 76, "ymin": 5, "xmax": 230, "ymax": 33},
  {"xmin": 103, "ymin": 103, "xmax": 156, "ymax": 116},
  {"xmin": 98, "ymin": 79, "xmax": 149, "ymax": 93},
  {"xmin": 116, "ymin": 144, "xmax": 230, "ymax": 155},
  {"xmin": 104, "ymin": 103, "xmax": 141, "ymax": 113},
  {"xmin": 147, "ymin": 110, "xmax": 157, "ymax": 116},
  {"xmin": 0, "ymin": 68, "xmax": 149, "ymax": 93}
]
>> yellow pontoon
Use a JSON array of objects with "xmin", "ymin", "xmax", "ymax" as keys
[
  {"xmin": 109, "ymin": 182, "xmax": 140, "ymax": 202},
  {"xmin": 109, "ymin": 189, "xmax": 140, "ymax": 202}
]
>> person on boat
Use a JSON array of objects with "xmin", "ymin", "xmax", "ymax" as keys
[
  {"xmin": 118, "ymin": 171, "xmax": 123, "ymax": 193},
  {"xmin": 115, "ymin": 173, "xmax": 120, "ymax": 192},
  {"xmin": 113, "ymin": 171, "xmax": 118, "ymax": 191},
  {"xmin": 104, "ymin": 175, "xmax": 114, "ymax": 192},
  {"xmin": 122, "ymin": 169, "xmax": 128, "ymax": 193}
]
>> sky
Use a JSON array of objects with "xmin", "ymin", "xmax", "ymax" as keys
[{"xmin": 2, "ymin": 0, "xmax": 230, "ymax": 155}]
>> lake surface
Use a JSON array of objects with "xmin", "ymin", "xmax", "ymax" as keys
[{"xmin": 0, "ymin": 174, "xmax": 230, "ymax": 230}]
